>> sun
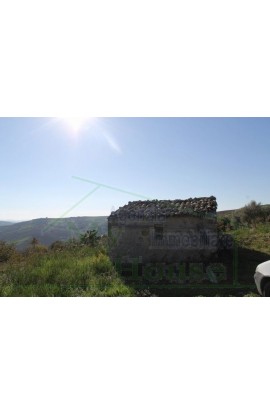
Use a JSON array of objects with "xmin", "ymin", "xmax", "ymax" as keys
[{"xmin": 60, "ymin": 117, "xmax": 92, "ymax": 134}]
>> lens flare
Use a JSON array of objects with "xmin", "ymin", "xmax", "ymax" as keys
[{"xmin": 59, "ymin": 117, "xmax": 94, "ymax": 134}]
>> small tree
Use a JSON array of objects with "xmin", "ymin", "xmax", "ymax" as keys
[
  {"xmin": 0, "ymin": 241, "xmax": 16, "ymax": 262},
  {"xmin": 262, "ymin": 205, "xmax": 270, "ymax": 223},
  {"xmin": 232, "ymin": 216, "xmax": 242, "ymax": 230},
  {"xmin": 243, "ymin": 201, "xmax": 264, "ymax": 226},
  {"xmin": 50, "ymin": 240, "xmax": 66, "ymax": 251},
  {"xmin": 31, "ymin": 237, "xmax": 39, "ymax": 248},
  {"xmin": 80, "ymin": 230, "xmax": 99, "ymax": 247},
  {"xmin": 27, "ymin": 237, "xmax": 49, "ymax": 255}
]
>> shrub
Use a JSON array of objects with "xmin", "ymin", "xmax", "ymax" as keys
[
  {"xmin": 25, "ymin": 244, "xmax": 48, "ymax": 256},
  {"xmin": 31, "ymin": 237, "xmax": 39, "ymax": 247},
  {"xmin": 218, "ymin": 217, "xmax": 231, "ymax": 232},
  {"xmin": 50, "ymin": 240, "xmax": 66, "ymax": 251},
  {"xmin": 232, "ymin": 216, "xmax": 242, "ymax": 230},
  {"xmin": 263, "ymin": 205, "xmax": 270, "ymax": 222},
  {"xmin": 66, "ymin": 237, "xmax": 82, "ymax": 249},
  {"xmin": 90, "ymin": 252, "xmax": 114, "ymax": 275},
  {"xmin": 0, "ymin": 241, "xmax": 16, "ymax": 263},
  {"xmin": 80, "ymin": 230, "xmax": 99, "ymax": 247},
  {"xmin": 243, "ymin": 201, "xmax": 264, "ymax": 226}
]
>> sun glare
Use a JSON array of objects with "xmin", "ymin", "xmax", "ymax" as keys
[{"xmin": 60, "ymin": 117, "xmax": 92, "ymax": 134}]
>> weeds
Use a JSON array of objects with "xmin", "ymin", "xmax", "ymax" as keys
[{"xmin": 0, "ymin": 245, "xmax": 134, "ymax": 297}]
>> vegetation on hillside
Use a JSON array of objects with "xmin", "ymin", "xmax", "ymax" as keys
[
  {"xmin": 0, "ymin": 216, "xmax": 108, "ymax": 250},
  {"xmin": 0, "ymin": 233, "xmax": 134, "ymax": 297},
  {"xmin": 0, "ymin": 201, "xmax": 269, "ymax": 297},
  {"xmin": 218, "ymin": 201, "xmax": 270, "ymax": 231},
  {"xmin": 218, "ymin": 201, "xmax": 270, "ymax": 255},
  {"xmin": 215, "ymin": 201, "xmax": 270, "ymax": 296},
  {"xmin": 0, "ymin": 221, "xmax": 14, "ymax": 227}
]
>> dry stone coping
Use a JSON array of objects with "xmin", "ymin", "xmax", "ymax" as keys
[{"xmin": 109, "ymin": 196, "xmax": 217, "ymax": 220}]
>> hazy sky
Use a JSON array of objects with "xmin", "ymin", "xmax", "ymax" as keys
[{"xmin": 1, "ymin": 117, "xmax": 269, "ymax": 221}]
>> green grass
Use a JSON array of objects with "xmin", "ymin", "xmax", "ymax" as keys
[
  {"xmin": 227, "ymin": 223, "xmax": 270, "ymax": 255},
  {"xmin": 213, "ymin": 222, "xmax": 270, "ymax": 294},
  {"xmin": 0, "ymin": 246, "xmax": 134, "ymax": 297}
]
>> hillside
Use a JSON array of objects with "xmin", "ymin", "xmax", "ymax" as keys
[
  {"xmin": 225, "ymin": 224, "xmax": 270, "ymax": 256},
  {"xmin": 0, "ymin": 221, "xmax": 14, "ymax": 227},
  {"xmin": 0, "ymin": 216, "xmax": 108, "ymax": 250},
  {"xmin": 217, "ymin": 204, "xmax": 270, "ymax": 218}
]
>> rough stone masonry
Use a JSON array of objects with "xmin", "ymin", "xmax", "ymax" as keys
[{"xmin": 108, "ymin": 196, "xmax": 218, "ymax": 264}]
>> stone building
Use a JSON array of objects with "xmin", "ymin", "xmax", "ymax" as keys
[{"xmin": 108, "ymin": 196, "xmax": 218, "ymax": 264}]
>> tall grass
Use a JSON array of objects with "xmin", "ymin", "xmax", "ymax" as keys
[
  {"xmin": 228, "ymin": 223, "xmax": 270, "ymax": 255},
  {"xmin": 0, "ymin": 245, "xmax": 134, "ymax": 297}
]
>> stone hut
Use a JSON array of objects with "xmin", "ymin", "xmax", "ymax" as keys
[{"xmin": 108, "ymin": 196, "xmax": 218, "ymax": 264}]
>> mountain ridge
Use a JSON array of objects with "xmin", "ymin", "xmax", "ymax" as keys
[
  {"xmin": 0, "ymin": 221, "xmax": 16, "ymax": 226},
  {"xmin": 0, "ymin": 216, "xmax": 108, "ymax": 250}
]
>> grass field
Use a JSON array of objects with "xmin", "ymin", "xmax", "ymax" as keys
[
  {"xmin": 228, "ymin": 223, "xmax": 270, "ymax": 255},
  {"xmin": 0, "ymin": 245, "xmax": 134, "ymax": 297}
]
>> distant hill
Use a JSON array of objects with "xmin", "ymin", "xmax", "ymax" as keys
[
  {"xmin": 0, "ymin": 217, "xmax": 108, "ymax": 250},
  {"xmin": 217, "ymin": 204, "xmax": 270, "ymax": 219},
  {"xmin": 0, "ymin": 221, "xmax": 14, "ymax": 226},
  {"xmin": 217, "ymin": 209, "xmax": 238, "ymax": 216}
]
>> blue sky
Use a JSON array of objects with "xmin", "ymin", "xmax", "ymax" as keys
[{"xmin": 1, "ymin": 117, "xmax": 269, "ymax": 221}]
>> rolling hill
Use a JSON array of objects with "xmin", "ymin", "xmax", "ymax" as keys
[
  {"xmin": 0, "ymin": 216, "xmax": 108, "ymax": 250},
  {"xmin": 0, "ymin": 221, "xmax": 15, "ymax": 226},
  {"xmin": 217, "ymin": 204, "xmax": 270, "ymax": 218}
]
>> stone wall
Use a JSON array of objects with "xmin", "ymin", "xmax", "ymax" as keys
[{"xmin": 108, "ymin": 215, "xmax": 218, "ymax": 264}]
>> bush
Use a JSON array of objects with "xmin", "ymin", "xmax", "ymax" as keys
[
  {"xmin": 218, "ymin": 217, "xmax": 231, "ymax": 232},
  {"xmin": 263, "ymin": 205, "xmax": 270, "ymax": 222},
  {"xmin": 25, "ymin": 244, "xmax": 48, "ymax": 256},
  {"xmin": 90, "ymin": 252, "xmax": 114, "ymax": 275},
  {"xmin": 243, "ymin": 201, "xmax": 264, "ymax": 226},
  {"xmin": 80, "ymin": 230, "xmax": 99, "ymax": 247},
  {"xmin": 0, "ymin": 241, "xmax": 16, "ymax": 263},
  {"xmin": 50, "ymin": 240, "xmax": 66, "ymax": 251},
  {"xmin": 232, "ymin": 216, "xmax": 242, "ymax": 229}
]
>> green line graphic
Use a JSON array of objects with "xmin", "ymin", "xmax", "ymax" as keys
[
  {"xmin": 72, "ymin": 176, "xmax": 151, "ymax": 200},
  {"xmin": 42, "ymin": 185, "xmax": 101, "ymax": 233},
  {"xmin": 42, "ymin": 176, "xmax": 151, "ymax": 234}
]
